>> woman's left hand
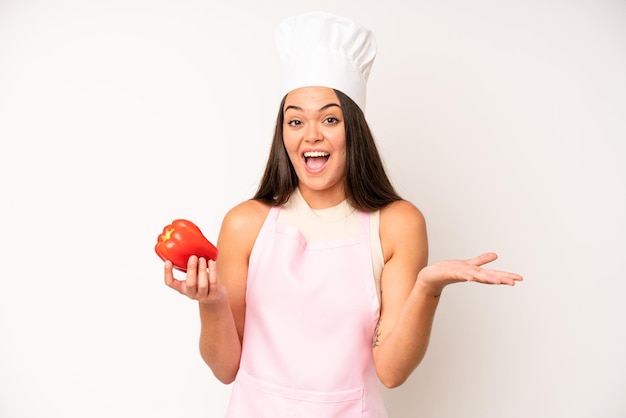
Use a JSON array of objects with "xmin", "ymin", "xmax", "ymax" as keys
[{"xmin": 416, "ymin": 252, "xmax": 523, "ymax": 296}]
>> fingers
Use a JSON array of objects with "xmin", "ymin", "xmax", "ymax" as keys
[
  {"xmin": 184, "ymin": 255, "xmax": 199, "ymax": 292},
  {"xmin": 185, "ymin": 256, "xmax": 211, "ymax": 298},
  {"xmin": 463, "ymin": 253, "xmax": 524, "ymax": 285},
  {"xmin": 469, "ymin": 267, "xmax": 523, "ymax": 286},
  {"xmin": 196, "ymin": 257, "xmax": 210, "ymax": 297},
  {"xmin": 208, "ymin": 259, "xmax": 217, "ymax": 287},
  {"xmin": 164, "ymin": 256, "xmax": 212, "ymax": 299},
  {"xmin": 467, "ymin": 252, "xmax": 498, "ymax": 266},
  {"xmin": 486, "ymin": 269, "xmax": 524, "ymax": 283},
  {"xmin": 164, "ymin": 260, "xmax": 183, "ymax": 292}
]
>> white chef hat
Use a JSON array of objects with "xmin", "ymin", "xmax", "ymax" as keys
[{"xmin": 275, "ymin": 11, "xmax": 377, "ymax": 111}]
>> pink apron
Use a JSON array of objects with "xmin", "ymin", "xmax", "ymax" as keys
[{"xmin": 225, "ymin": 205, "xmax": 387, "ymax": 417}]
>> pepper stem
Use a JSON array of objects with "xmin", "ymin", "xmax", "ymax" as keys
[{"xmin": 162, "ymin": 227, "xmax": 175, "ymax": 241}]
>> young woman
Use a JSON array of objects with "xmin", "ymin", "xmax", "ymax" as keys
[{"xmin": 164, "ymin": 12, "xmax": 522, "ymax": 418}]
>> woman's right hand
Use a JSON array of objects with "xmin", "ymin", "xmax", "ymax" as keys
[{"xmin": 164, "ymin": 256, "xmax": 228, "ymax": 304}]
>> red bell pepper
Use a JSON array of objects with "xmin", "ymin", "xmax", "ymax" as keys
[{"xmin": 155, "ymin": 219, "xmax": 219, "ymax": 272}]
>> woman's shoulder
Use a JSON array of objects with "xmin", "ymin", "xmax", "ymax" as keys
[
  {"xmin": 220, "ymin": 199, "xmax": 272, "ymax": 238},
  {"xmin": 379, "ymin": 199, "xmax": 427, "ymax": 260},
  {"xmin": 217, "ymin": 199, "xmax": 273, "ymax": 256},
  {"xmin": 380, "ymin": 199, "xmax": 425, "ymax": 225},
  {"xmin": 223, "ymin": 199, "xmax": 272, "ymax": 231}
]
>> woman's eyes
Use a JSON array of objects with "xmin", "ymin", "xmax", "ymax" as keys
[{"xmin": 286, "ymin": 117, "xmax": 339, "ymax": 126}]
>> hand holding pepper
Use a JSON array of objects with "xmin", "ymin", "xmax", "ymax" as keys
[
  {"xmin": 154, "ymin": 219, "xmax": 219, "ymax": 272},
  {"xmin": 157, "ymin": 219, "xmax": 226, "ymax": 304},
  {"xmin": 164, "ymin": 256, "xmax": 227, "ymax": 304}
]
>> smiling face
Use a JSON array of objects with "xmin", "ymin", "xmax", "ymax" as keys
[{"xmin": 282, "ymin": 86, "xmax": 347, "ymax": 208}]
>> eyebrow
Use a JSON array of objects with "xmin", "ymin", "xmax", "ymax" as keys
[{"xmin": 284, "ymin": 103, "xmax": 342, "ymax": 113}]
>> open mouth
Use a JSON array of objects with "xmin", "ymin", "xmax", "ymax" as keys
[{"xmin": 303, "ymin": 151, "xmax": 330, "ymax": 170}]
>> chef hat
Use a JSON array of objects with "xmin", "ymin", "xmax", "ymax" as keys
[{"xmin": 275, "ymin": 11, "xmax": 377, "ymax": 110}]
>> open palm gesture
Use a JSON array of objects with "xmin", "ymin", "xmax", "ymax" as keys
[{"xmin": 418, "ymin": 252, "xmax": 523, "ymax": 295}]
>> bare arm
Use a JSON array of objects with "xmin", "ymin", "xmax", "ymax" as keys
[
  {"xmin": 164, "ymin": 200, "xmax": 269, "ymax": 384},
  {"xmin": 372, "ymin": 201, "xmax": 523, "ymax": 388},
  {"xmin": 372, "ymin": 200, "xmax": 429, "ymax": 388}
]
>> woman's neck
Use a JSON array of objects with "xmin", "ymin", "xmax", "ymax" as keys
[{"xmin": 297, "ymin": 185, "xmax": 346, "ymax": 209}]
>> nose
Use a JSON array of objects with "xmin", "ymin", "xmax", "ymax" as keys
[{"xmin": 305, "ymin": 123, "xmax": 323, "ymax": 142}]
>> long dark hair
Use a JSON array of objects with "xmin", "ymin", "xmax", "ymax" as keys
[{"xmin": 253, "ymin": 89, "xmax": 402, "ymax": 211}]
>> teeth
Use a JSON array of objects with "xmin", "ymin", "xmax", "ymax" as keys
[{"xmin": 304, "ymin": 151, "xmax": 330, "ymax": 158}]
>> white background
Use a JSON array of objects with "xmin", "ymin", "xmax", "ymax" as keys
[{"xmin": 1, "ymin": 0, "xmax": 625, "ymax": 417}]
